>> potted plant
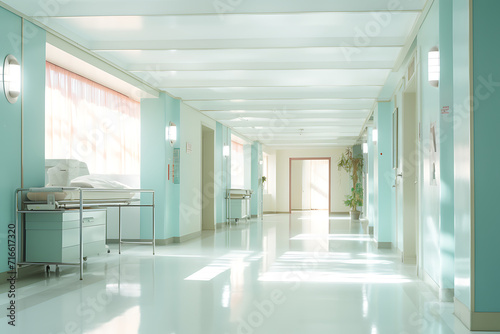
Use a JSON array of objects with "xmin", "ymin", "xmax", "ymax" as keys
[
  {"xmin": 261, "ymin": 176, "xmax": 267, "ymax": 185},
  {"xmin": 337, "ymin": 147, "xmax": 364, "ymax": 220}
]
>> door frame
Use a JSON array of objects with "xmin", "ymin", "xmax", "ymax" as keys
[
  {"xmin": 398, "ymin": 76, "xmax": 419, "ymax": 265},
  {"xmin": 289, "ymin": 157, "xmax": 331, "ymax": 213}
]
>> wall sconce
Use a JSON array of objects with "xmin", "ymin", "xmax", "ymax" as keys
[
  {"xmin": 363, "ymin": 143, "xmax": 368, "ymax": 154},
  {"xmin": 3, "ymin": 55, "xmax": 21, "ymax": 104},
  {"xmin": 166, "ymin": 122, "xmax": 177, "ymax": 146},
  {"xmin": 428, "ymin": 47, "xmax": 440, "ymax": 87},
  {"xmin": 223, "ymin": 145, "xmax": 230, "ymax": 157},
  {"xmin": 372, "ymin": 129, "xmax": 378, "ymax": 143}
]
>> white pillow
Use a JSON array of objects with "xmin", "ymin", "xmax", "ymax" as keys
[{"xmin": 46, "ymin": 160, "xmax": 90, "ymax": 186}]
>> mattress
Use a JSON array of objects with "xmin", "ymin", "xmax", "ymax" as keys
[{"xmin": 27, "ymin": 189, "xmax": 135, "ymax": 202}]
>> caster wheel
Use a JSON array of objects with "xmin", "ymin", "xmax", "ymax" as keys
[{"xmin": 107, "ymin": 250, "xmax": 111, "ymax": 254}]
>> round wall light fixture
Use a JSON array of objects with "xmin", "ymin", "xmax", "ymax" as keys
[{"xmin": 3, "ymin": 55, "xmax": 21, "ymax": 104}]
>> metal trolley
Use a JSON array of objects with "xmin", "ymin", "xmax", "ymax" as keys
[
  {"xmin": 226, "ymin": 189, "xmax": 252, "ymax": 224},
  {"xmin": 15, "ymin": 187, "xmax": 155, "ymax": 280}
]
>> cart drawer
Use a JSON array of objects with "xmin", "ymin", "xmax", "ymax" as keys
[
  {"xmin": 25, "ymin": 210, "xmax": 106, "ymax": 263},
  {"xmin": 26, "ymin": 210, "xmax": 106, "ymax": 229}
]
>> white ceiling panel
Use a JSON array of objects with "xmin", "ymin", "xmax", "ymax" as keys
[
  {"xmin": 166, "ymin": 86, "xmax": 382, "ymax": 100},
  {"xmin": 41, "ymin": 12, "xmax": 419, "ymax": 44},
  {"xmin": 203, "ymin": 110, "xmax": 370, "ymax": 121},
  {"xmin": 222, "ymin": 118, "xmax": 365, "ymax": 127},
  {"xmin": 134, "ymin": 69, "xmax": 391, "ymax": 88},
  {"xmin": 2, "ymin": 0, "xmax": 426, "ymax": 17},
  {"xmin": 88, "ymin": 38, "xmax": 406, "ymax": 51},
  {"xmin": 186, "ymin": 99, "xmax": 374, "ymax": 111},
  {"xmin": 96, "ymin": 48, "xmax": 401, "ymax": 66},
  {"xmin": 238, "ymin": 125, "xmax": 361, "ymax": 132}
]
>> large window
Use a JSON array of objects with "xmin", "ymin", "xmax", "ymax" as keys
[
  {"xmin": 45, "ymin": 62, "xmax": 140, "ymax": 175},
  {"xmin": 231, "ymin": 140, "xmax": 245, "ymax": 189}
]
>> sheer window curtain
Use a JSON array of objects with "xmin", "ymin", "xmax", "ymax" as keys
[{"xmin": 45, "ymin": 62, "xmax": 140, "ymax": 175}]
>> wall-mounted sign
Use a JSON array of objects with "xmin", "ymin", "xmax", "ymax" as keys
[
  {"xmin": 441, "ymin": 106, "xmax": 450, "ymax": 115},
  {"xmin": 186, "ymin": 142, "xmax": 192, "ymax": 154}
]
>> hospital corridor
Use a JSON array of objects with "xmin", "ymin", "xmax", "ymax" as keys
[{"xmin": 1, "ymin": 0, "xmax": 500, "ymax": 333}]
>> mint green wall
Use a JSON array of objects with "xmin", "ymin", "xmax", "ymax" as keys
[
  {"xmin": 367, "ymin": 128, "xmax": 375, "ymax": 226},
  {"xmin": 215, "ymin": 122, "xmax": 224, "ymax": 223},
  {"xmin": 417, "ymin": 0, "xmax": 441, "ymax": 286},
  {"xmin": 251, "ymin": 142, "xmax": 262, "ymax": 216},
  {"xmin": 438, "ymin": 0, "xmax": 455, "ymax": 293},
  {"xmin": 0, "ymin": 7, "xmax": 23, "ymax": 274},
  {"xmin": 215, "ymin": 123, "xmax": 231, "ymax": 223},
  {"xmin": 22, "ymin": 21, "xmax": 46, "ymax": 188},
  {"xmin": 375, "ymin": 101, "xmax": 395, "ymax": 245},
  {"xmin": 453, "ymin": 0, "xmax": 472, "ymax": 310},
  {"xmin": 0, "ymin": 8, "xmax": 46, "ymax": 274},
  {"xmin": 352, "ymin": 144, "xmax": 362, "ymax": 159},
  {"xmin": 215, "ymin": 122, "xmax": 232, "ymax": 224},
  {"xmin": 140, "ymin": 93, "xmax": 180, "ymax": 240},
  {"xmin": 472, "ymin": 0, "xmax": 500, "ymax": 313}
]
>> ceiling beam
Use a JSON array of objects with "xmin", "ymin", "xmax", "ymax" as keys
[{"xmin": 126, "ymin": 62, "xmax": 395, "ymax": 72}]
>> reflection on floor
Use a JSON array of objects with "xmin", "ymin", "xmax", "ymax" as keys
[{"xmin": 0, "ymin": 212, "xmax": 493, "ymax": 334}]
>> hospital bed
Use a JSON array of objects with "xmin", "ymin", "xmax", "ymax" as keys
[{"xmin": 15, "ymin": 159, "xmax": 155, "ymax": 280}]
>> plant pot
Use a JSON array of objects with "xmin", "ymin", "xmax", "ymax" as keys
[{"xmin": 350, "ymin": 210, "xmax": 361, "ymax": 220}]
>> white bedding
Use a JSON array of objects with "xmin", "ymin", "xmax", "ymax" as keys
[
  {"xmin": 70, "ymin": 175, "xmax": 131, "ymax": 189},
  {"xmin": 28, "ymin": 160, "xmax": 136, "ymax": 202},
  {"xmin": 27, "ymin": 190, "xmax": 135, "ymax": 202},
  {"xmin": 28, "ymin": 174, "xmax": 134, "ymax": 202}
]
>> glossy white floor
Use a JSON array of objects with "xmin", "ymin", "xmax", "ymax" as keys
[{"xmin": 0, "ymin": 212, "xmax": 495, "ymax": 334}]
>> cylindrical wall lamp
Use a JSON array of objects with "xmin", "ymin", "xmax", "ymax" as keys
[
  {"xmin": 372, "ymin": 129, "xmax": 378, "ymax": 143},
  {"xmin": 3, "ymin": 55, "xmax": 21, "ymax": 104},
  {"xmin": 428, "ymin": 47, "xmax": 440, "ymax": 87},
  {"xmin": 223, "ymin": 145, "xmax": 230, "ymax": 157},
  {"xmin": 166, "ymin": 122, "xmax": 177, "ymax": 146}
]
